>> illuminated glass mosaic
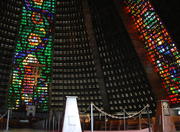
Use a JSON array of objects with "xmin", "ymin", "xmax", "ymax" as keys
[
  {"xmin": 8, "ymin": 0, "xmax": 55, "ymax": 111},
  {"xmin": 124, "ymin": 0, "xmax": 180, "ymax": 104}
]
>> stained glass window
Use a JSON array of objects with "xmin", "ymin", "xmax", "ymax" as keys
[
  {"xmin": 124, "ymin": 0, "xmax": 180, "ymax": 105},
  {"xmin": 8, "ymin": 0, "xmax": 56, "ymax": 111}
]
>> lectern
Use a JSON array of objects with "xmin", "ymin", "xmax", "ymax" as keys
[{"xmin": 62, "ymin": 96, "xmax": 82, "ymax": 132}]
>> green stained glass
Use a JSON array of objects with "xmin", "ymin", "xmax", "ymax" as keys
[{"xmin": 8, "ymin": 0, "xmax": 56, "ymax": 111}]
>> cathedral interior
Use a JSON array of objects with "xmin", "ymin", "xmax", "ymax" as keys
[{"xmin": 0, "ymin": 0, "xmax": 179, "ymax": 131}]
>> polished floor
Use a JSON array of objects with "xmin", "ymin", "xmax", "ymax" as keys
[
  {"xmin": 1, "ymin": 129, "xmax": 180, "ymax": 132},
  {"xmin": 0, "ymin": 129, "xmax": 49, "ymax": 132}
]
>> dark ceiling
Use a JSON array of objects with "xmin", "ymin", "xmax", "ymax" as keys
[{"xmin": 151, "ymin": 0, "xmax": 180, "ymax": 49}]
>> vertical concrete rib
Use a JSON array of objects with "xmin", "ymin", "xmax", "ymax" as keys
[{"xmin": 82, "ymin": 0, "xmax": 110, "ymax": 112}]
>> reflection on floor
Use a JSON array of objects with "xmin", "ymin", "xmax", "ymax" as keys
[{"xmin": 0, "ymin": 129, "xmax": 46, "ymax": 132}]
